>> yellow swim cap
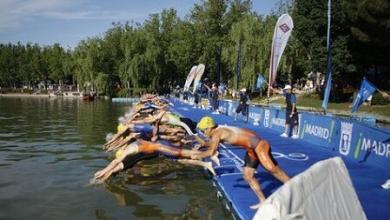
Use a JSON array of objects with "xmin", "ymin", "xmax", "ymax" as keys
[
  {"xmin": 197, "ymin": 116, "xmax": 216, "ymax": 131},
  {"xmin": 115, "ymin": 149, "xmax": 123, "ymax": 159},
  {"xmin": 117, "ymin": 124, "xmax": 126, "ymax": 134},
  {"xmin": 134, "ymin": 104, "xmax": 142, "ymax": 112}
]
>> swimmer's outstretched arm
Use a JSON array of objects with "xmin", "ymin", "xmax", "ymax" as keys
[
  {"xmin": 131, "ymin": 110, "xmax": 166, "ymax": 125},
  {"xmin": 106, "ymin": 133, "xmax": 140, "ymax": 152},
  {"xmin": 193, "ymin": 135, "xmax": 208, "ymax": 146},
  {"xmin": 152, "ymin": 111, "xmax": 166, "ymax": 142},
  {"xmin": 191, "ymin": 135, "xmax": 220, "ymax": 160},
  {"xmin": 104, "ymin": 128, "xmax": 130, "ymax": 148}
]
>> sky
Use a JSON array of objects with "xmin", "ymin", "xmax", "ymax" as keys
[{"xmin": 0, "ymin": 0, "xmax": 280, "ymax": 48}]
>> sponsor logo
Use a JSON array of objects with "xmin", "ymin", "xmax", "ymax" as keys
[
  {"xmin": 339, "ymin": 122, "xmax": 353, "ymax": 155},
  {"xmin": 249, "ymin": 112, "xmax": 262, "ymax": 126},
  {"xmin": 354, "ymin": 134, "xmax": 390, "ymax": 159},
  {"xmin": 263, "ymin": 109, "xmax": 270, "ymax": 127},
  {"xmin": 303, "ymin": 124, "xmax": 330, "ymax": 140},
  {"xmin": 279, "ymin": 23, "xmax": 291, "ymax": 33},
  {"xmin": 272, "ymin": 152, "xmax": 309, "ymax": 161},
  {"xmin": 271, "ymin": 117, "xmax": 285, "ymax": 127},
  {"xmin": 219, "ymin": 106, "xmax": 227, "ymax": 114},
  {"xmin": 300, "ymin": 120, "xmax": 335, "ymax": 141}
]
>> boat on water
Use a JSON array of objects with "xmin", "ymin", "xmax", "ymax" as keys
[{"xmin": 82, "ymin": 92, "xmax": 95, "ymax": 101}]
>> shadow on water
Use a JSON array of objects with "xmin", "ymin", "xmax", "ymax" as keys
[{"xmin": 0, "ymin": 97, "xmax": 232, "ymax": 220}]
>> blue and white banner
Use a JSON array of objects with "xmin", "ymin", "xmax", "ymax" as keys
[
  {"xmin": 248, "ymin": 105, "xmax": 263, "ymax": 126},
  {"xmin": 351, "ymin": 78, "xmax": 377, "ymax": 113},
  {"xmin": 322, "ymin": 0, "xmax": 333, "ymax": 110},
  {"xmin": 226, "ymin": 100, "xmax": 239, "ymax": 117},
  {"xmin": 218, "ymin": 100, "xmax": 228, "ymax": 115},
  {"xmin": 261, "ymin": 108, "xmax": 286, "ymax": 132},
  {"xmin": 256, "ymin": 74, "xmax": 266, "ymax": 90}
]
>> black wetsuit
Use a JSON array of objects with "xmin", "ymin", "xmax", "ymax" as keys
[
  {"xmin": 236, "ymin": 92, "xmax": 249, "ymax": 116},
  {"xmin": 122, "ymin": 152, "xmax": 159, "ymax": 170},
  {"xmin": 285, "ymin": 93, "xmax": 298, "ymax": 126}
]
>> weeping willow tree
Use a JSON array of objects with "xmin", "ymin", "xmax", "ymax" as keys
[
  {"xmin": 73, "ymin": 38, "xmax": 101, "ymax": 92},
  {"xmin": 223, "ymin": 14, "xmax": 276, "ymax": 90}
]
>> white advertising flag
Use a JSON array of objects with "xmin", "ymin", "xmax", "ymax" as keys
[
  {"xmin": 268, "ymin": 14, "xmax": 294, "ymax": 96},
  {"xmin": 184, "ymin": 65, "xmax": 197, "ymax": 91}
]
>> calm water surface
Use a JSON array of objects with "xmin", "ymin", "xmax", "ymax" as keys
[{"xmin": 0, "ymin": 97, "xmax": 232, "ymax": 220}]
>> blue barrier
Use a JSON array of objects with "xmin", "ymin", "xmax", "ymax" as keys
[
  {"xmin": 216, "ymin": 100, "xmax": 390, "ymax": 168},
  {"xmin": 112, "ymin": 97, "xmax": 139, "ymax": 103},
  {"xmin": 299, "ymin": 113, "xmax": 337, "ymax": 149},
  {"xmin": 173, "ymin": 97, "xmax": 390, "ymax": 169},
  {"xmin": 218, "ymin": 100, "xmax": 229, "ymax": 115},
  {"xmin": 335, "ymin": 119, "xmax": 390, "ymax": 168},
  {"xmin": 248, "ymin": 105, "xmax": 263, "ymax": 126},
  {"xmin": 293, "ymin": 112, "xmax": 390, "ymax": 168},
  {"xmin": 268, "ymin": 108, "xmax": 286, "ymax": 133},
  {"xmin": 226, "ymin": 100, "xmax": 239, "ymax": 117}
]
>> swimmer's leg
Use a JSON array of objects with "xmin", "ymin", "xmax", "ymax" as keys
[
  {"xmin": 138, "ymin": 140, "xmax": 198, "ymax": 158},
  {"xmin": 255, "ymin": 140, "xmax": 290, "ymax": 183},
  {"xmin": 95, "ymin": 142, "xmax": 139, "ymax": 178},
  {"xmin": 242, "ymin": 166, "xmax": 267, "ymax": 209},
  {"xmin": 99, "ymin": 162, "xmax": 125, "ymax": 182}
]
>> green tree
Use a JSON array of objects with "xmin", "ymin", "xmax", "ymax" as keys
[{"xmin": 341, "ymin": 0, "xmax": 390, "ymax": 87}]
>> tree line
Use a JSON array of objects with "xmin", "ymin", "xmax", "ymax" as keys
[{"xmin": 0, "ymin": 0, "xmax": 388, "ymax": 97}]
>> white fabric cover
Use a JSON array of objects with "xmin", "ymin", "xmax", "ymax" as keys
[{"xmin": 253, "ymin": 157, "xmax": 366, "ymax": 220}]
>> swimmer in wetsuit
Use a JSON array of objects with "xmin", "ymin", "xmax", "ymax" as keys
[
  {"xmin": 192, "ymin": 116, "xmax": 290, "ymax": 209},
  {"xmin": 94, "ymin": 139, "xmax": 215, "ymax": 182}
]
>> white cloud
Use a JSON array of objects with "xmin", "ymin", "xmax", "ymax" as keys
[
  {"xmin": 0, "ymin": 0, "xmax": 143, "ymax": 30},
  {"xmin": 0, "ymin": 0, "xmax": 71, "ymax": 29},
  {"xmin": 41, "ymin": 9, "xmax": 143, "ymax": 21}
]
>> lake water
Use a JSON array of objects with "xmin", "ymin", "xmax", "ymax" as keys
[{"xmin": 0, "ymin": 97, "xmax": 232, "ymax": 220}]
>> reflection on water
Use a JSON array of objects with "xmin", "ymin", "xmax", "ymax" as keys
[{"xmin": 0, "ymin": 97, "xmax": 232, "ymax": 220}]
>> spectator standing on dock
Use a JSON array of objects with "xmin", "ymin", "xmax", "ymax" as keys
[
  {"xmin": 193, "ymin": 83, "xmax": 202, "ymax": 108},
  {"xmin": 234, "ymin": 88, "xmax": 250, "ymax": 121},
  {"xmin": 270, "ymin": 85, "xmax": 299, "ymax": 139},
  {"xmin": 174, "ymin": 85, "xmax": 180, "ymax": 98},
  {"xmin": 205, "ymin": 83, "xmax": 220, "ymax": 114}
]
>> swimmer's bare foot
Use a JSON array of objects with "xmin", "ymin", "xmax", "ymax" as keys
[
  {"xmin": 205, "ymin": 161, "xmax": 216, "ymax": 176},
  {"xmin": 250, "ymin": 202, "xmax": 263, "ymax": 210},
  {"xmin": 210, "ymin": 151, "xmax": 220, "ymax": 166}
]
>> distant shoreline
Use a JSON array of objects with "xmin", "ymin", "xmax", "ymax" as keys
[{"xmin": 0, "ymin": 93, "xmax": 50, "ymax": 98}]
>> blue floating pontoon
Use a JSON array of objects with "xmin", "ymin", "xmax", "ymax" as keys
[
  {"xmin": 112, "ymin": 97, "xmax": 139, "ymax": 103},
  {"xmin": 169, "ymin": 98, "xmax": 390, "ymax": 220}
]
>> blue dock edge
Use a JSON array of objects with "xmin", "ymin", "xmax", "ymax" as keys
[
  {"xmin": 112, "ymin": 97, "xmax": 139, "ymax": 103},
  {"xmin": 169, "ymin": 98, "xmax": 390, "ymax": 220}
]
